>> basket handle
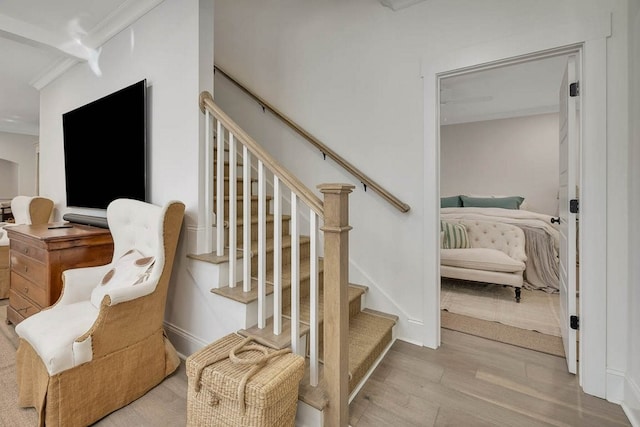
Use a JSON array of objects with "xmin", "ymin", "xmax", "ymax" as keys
[{"xmin": 229, "ymin": 337, "xmax": 292, "ymax": 414}]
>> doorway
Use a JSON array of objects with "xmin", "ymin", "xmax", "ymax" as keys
[{"xmin": 437, "ymin": 53, "xmax": 574, "ymax": 360}]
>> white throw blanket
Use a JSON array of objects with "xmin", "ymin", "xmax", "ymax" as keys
[{"xmin": 440, "ymin": 207, "xmax": 560, "ymax": 292}]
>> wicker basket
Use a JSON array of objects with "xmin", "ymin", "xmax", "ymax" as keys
[{"xmin": 186, "ymin": 333, "xmax": 305, "ymax": 427}]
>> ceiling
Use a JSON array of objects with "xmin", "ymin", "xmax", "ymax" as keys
[
  {"xmin": 0, "ymin": 0, "xmax": 164, "ymax": 136},
  {"xmin": 0, "ymin": 1, "xmax": 567, "ymax": 137},
  {"xmin": 440, "ymin": 54, "xmax": 569, "ymax": 125}
]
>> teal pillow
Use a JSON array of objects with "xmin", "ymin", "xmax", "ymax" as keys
[
  {"xmin": 460, "ymin": 195, "xmax": 524, "ymax": 210},
  {"xmin": 441, "ymin": 196, "xmax": 462, "ymax": 208}
]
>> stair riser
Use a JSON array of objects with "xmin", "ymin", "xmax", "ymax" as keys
[
  {"xmin": 279, "ymin": 270, "xmax": 325, "ymax": 306},
  {"xmin": 315, "ymin": 296, "xmax": 362, "ymax": 352},
  {"xmin": 215, "ymin": 178, "xmax": 256, "ymax": 197},
  {"xmin": 214, "ymin": 162, "xmax": 244, "ymax": 177},
  {"xmin": 226, "ymin": 218, "xmax": 291, "ymax": 246},
  {"xmin": 216, "ymin": 198, "xmax": 271, "ymax": 218},
  {"xmin": 251, "ymin": 239, "xmax": 311, "ymax": 273}
]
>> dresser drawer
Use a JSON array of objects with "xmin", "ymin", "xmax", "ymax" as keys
[
  {"xmin": 10, "ymin": 251, "xmax": 47, "ymax": 284},
  {"xmin": 10, "ymin": 271, "xmax": 47, "ymax": 307},
  {"xmin": 10, "ymin": 239, "xmax": 47, "ymax": 263},
  {"xmin": 9, "ymin": 288, "xmax": 40, "ymax": 320}
]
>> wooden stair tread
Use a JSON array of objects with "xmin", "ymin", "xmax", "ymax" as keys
[
  {"xmin": 211, "ymin": 279, "xmax": 272, "ymax": 304},
  {"xmin": 238, "ymin": 317, "xmax": 310, "ymax": 350},
  {"xmin": 210, "ymin": 258, "xmax": 325, "ymax": 304},
  {"xmin": 187, "ymin": 248, "xmax": 245, "ymax": 265}
]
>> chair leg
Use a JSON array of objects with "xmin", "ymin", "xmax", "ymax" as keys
[{"xmin": 515, "ymin": 287, "xmax": 521, "ymax": 303}]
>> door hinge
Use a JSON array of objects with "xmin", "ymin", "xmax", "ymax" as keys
[
  {"xmin": 570, "ymin": 199, "xmax": 579, "ymax": 214},
  {"xmin": 570, "ymin": 82, "xmax": 580, "ymax": 97},
  {"xmin": 570, "ymin": 315, "xmax": 579, "ymax": 330}
]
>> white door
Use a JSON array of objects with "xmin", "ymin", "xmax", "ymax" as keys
[{"xmin": 558, "ymin": 55, "xmax": 578, "ymax": 374}]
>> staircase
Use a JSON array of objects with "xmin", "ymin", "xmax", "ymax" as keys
[{"xmin": 194, "ymin": 92, "xmax": 398, "ymax": 426}]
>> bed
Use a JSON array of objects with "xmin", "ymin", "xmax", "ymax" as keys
[{"xmin": 440, "ymin": 197, "xmax": 560, "ymax": 293}]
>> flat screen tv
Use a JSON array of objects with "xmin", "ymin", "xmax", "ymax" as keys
[{"xmin": 63, "ymin": 79, "xmax": 147, "ymax": 210}]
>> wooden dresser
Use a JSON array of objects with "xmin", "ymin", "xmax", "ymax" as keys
[{"xmin": 6, "ymin": 223, "xmax": 114, "ymax": 325}]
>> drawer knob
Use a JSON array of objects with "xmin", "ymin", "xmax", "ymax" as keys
[
  {"xmin": 24, "ymin": 266, "xmax": 28, "ymax": 273},
  {"xmin": 24, "ymin": 287, "xmax": 28, "ymax": 294},
  {"xmin": 24, "ymin": 248, "xmax": 29, "ymax": 254}
]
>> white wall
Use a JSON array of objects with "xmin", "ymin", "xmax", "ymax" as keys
[
  {"xmin": 441, "ymin": 114, "xmax": 559, "ymax": 216},
  {"xmin": 0, "ymin": 159, "xmax": 18, "ymax": 199},
  {"xmin": 624, "ymin": 0, "xmax": 640, "ymax": 423},
  {"xmin": 38, "ymin": 0, "xmax": 215, "ymax": 349},
  {"xmin": 0, "ymin": 132, "xmax": 38, "ymax": 197},
  {"xmin": 214, "ymin": 0, "xmax": 633, "ymax": 401}
]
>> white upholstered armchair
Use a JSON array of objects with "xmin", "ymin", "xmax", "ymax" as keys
[{"xmin": 15, "ymin": 198, "xmax": 185, "ymax": 426}]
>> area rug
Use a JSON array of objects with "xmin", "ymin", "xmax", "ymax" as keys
[
  {"xmin": 0, "ymin": 303, "xmax": 38, "ymax": 426},
  {"xmin": 441, "ymin": 278, "xmax": 561, "ymax": 336}
]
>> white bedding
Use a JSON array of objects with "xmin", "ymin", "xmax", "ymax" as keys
[{"xmin": 440, "ymin": 207, "xmax": 560, "ymax": 292}]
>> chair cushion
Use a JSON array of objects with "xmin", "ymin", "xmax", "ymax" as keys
[
  {"xmin": 441, "ymin": 248, "xmax": 525, "ymax": 273},
  {"xmin": 15, "ymin": 301, "xmax": 98, "ymax": 375},
  {"xmin": 90, "ymin": 249, "xmax": 155, "ymax": 308}
]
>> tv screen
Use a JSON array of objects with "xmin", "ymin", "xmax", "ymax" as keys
[{"xmin": 63, "ymin": 79, "xmax": 147, "ymax": 210}]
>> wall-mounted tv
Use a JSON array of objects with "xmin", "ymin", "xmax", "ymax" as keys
[{"xmin": 63, "ymin": 79, "xmax": 147, "ymax": 210}]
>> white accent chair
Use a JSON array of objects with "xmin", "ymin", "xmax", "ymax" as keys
[{"xmin": 15, "ymin": 198, "xmax": 185, "ymax": 426}]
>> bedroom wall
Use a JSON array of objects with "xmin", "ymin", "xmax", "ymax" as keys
[
  {"xmin": 624, "ymin": 0, "xmax": 640, "ymax": 423},
  {"xmin": 38, "ymin": 0, "xmax": 215, "ymax": 350},
  {"xmin": 0, "ymin": 132, "xmax": 38, "ymax": 198},
  {"xmin": 440, "ymin": 113, "xmax": 559, "ymax": 216}
]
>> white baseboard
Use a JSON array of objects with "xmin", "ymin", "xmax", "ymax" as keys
[
  {"xmin": 607, "ymin": 369, "xmax": 626, "ymax": 404},
  {"xmin": 295, "ymin": 400, "xmax": 323, "ymax": 427},
  {"xmin": 163, "ymin": 321, "xmax": 209, "ymax": 358},
  {"xmin": 623, "ymin": 377, "xmax": 640, "ymax": 427}
]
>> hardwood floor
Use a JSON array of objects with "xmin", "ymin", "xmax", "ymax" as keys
[
  {"xmin": 349, "ymin": 329, "xmax": 630, "ymax": 427},
  {"xmin": 3, "ymin": 304, "xmax": 629, "ymax": 427}
]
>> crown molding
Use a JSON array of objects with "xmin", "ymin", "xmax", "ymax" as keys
[
  {"xmin": 82, "ymin": 0, "xmax": 166, "ymax": 49},
  {"xmin": 30, "ymin": 57, "xmax": 79, "ymax": 90}
]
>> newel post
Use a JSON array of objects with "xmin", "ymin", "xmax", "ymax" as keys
[{"xmin": 318, "ymin": 183, "xmax": 354, "ymax": 427}]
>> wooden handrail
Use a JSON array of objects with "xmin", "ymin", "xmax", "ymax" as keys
[
  {"xmin": 213, "ymin": 65, "xmax": 411, "ymax": 213},
  {"xmin": 200, "ymin": 91, "xmax": 324, "ymax": 217}
]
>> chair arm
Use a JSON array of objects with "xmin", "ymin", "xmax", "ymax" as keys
[
  {"xmin": 57, "ymin": 265, "xmax": 111, "ymax": 306},
  {"xmin": 102, "ymin": 280, "xmax": 156, "ymax": 306},
  {"xmin": 507, "ymin": 245, "xmax": 527, "ymax": 263}
]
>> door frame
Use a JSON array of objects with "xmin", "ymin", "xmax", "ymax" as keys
[{"xmin": 422, "ymin": 18, "xmax": 610, "ymax": 398}]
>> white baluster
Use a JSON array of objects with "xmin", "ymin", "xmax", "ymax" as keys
[
  {"xmin": 243, "ymin": 146, "xmax": 251, "ymax": 292},
  {"xmin": 216, "ymin": 120, "xmax": 224, "ymax": 257},
  {"xmin": 205, "ymin": 111, "xmax": 213, "ymax": 253},
  {"xmin": 273, "ymin": 177, "xmax": 282, "ymax": 335},
  {"xmin": 309, "ymin": 210, "xmax": 319, "ymax": 386},
  {"xmin": 228, "ymin": 133, "xmax": 237, "ymax": 288},
  {"xmin": 257, "ymin": 160, "xmax": 266, "ymax": 329},
  {"xmin": 290, "ymin": 193, "xmax": 300, "ymax": 355}
]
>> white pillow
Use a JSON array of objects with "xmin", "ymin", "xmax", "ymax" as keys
[{"xmin": 90, "ymin": 249, "xmax": 155, "ymax": 307}]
